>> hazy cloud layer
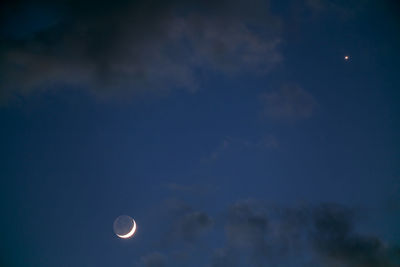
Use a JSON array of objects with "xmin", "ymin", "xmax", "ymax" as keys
[
  {"xmin": 260, "ymin": 84, "xmax": 317, "ymax": 120},
  {"xmin": 0, "ymin": 0, "xmax": 282, "ymax": 102}
]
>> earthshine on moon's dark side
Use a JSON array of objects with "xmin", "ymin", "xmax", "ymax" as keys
[{"xmin": 113, "ymin": 215, "xmax": 136, "ymax": 239}]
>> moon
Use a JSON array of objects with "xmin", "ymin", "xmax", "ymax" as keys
[{"xmin": 113, "ymin": 215, "xmax": 137, "ymax": 239}]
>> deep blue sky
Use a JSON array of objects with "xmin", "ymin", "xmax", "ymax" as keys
[{"xmin": 1, "ymin": 1, "xmax": 399, "ymax": 266}]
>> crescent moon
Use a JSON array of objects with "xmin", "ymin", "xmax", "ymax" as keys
[{"xmin": 116, "ymin": 219, "xmax": 136, "ymax": 239}]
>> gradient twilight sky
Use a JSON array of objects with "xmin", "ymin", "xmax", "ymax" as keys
[{"xmin": 1, "ymin": 0, "xmax": 400, "ymax": 266}]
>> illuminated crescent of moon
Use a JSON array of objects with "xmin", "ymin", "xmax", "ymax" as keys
[{"xmin": 117, "ymin": 219, "xmax": 136, "ymax": 239}]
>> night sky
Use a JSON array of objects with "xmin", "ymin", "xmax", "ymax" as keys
[{"xmin": 1, "ymin": 0, "xmax": 400, "ymax": 266}]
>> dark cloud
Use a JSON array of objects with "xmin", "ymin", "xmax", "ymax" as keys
[
  {"xmin": 175, "ymin": 211, "xmax": 213, "ymax": 242},
  {"xmin": 159, "ymin": 198, "xmax": 213, "ymax": 246},
  {"xmin": 137, "ymin": 199, "xmax": 399, "ymax": 267},
  {"xmin": 224, "ymin": 200, "xmax": 271, "ymax": 266},
  {"xmin": 225, "ymin": 200, "xmax": 269, "ymax": 250},
  {"xmin": 217, "ymin": 200, "xmax": 310, "ymax": 266},
  {"xmin": 311, "ymin": 203, "xmax": 398, "ymax": 267},
  {"xmin": 260, "ymin": 84, "xmax": 317, "ymax": 120},
  {"xmin": 0, "ymin": 0, "xmax": 282, "ymax": 102},
  {"xmin": 211, "ymin": 200, "xmax": 399, "ymax": 267}
]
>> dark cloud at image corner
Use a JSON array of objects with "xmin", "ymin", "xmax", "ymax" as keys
[{"xmin": 0, "ymin": 0, "xmax": 282, "ymax": 103}]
